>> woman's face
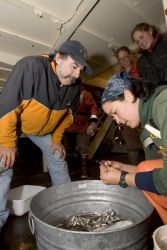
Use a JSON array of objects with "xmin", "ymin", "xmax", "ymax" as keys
[
  {"xmin": 102, "ymin": 90, "xmax": 140, "ymax": 128},
  {"xmin": 133, "ymin": 30, "xmax": 154, "ymax": 50},
  {"xmin": 117, "ymin": 50, "xmax": 131, "ymax": 69}
]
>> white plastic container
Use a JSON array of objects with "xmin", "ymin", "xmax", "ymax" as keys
[
  {"xmin": 7, "ymin": 185, "xmax": 46, "ymax": 216},
  {"xmin": 153, "ymin": 225, "xmax": 167, "ymax": 250}
]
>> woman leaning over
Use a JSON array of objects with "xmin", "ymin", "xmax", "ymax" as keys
[{"xmin": 99, "ymin": 73, "xmax": 167, "ymax": 224}]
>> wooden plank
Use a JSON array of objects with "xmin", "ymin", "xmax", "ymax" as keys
[{"xmin": 87, "ymin": 116, "xmax": 113, "ymax": 159}]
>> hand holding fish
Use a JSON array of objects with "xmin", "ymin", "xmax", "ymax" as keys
[
  {"xmin": 97, "ymin": 160, "xmax": 136, "ymax": 174},
  {"xmin": 99, "ymin": 160, "xmax": 136, "ymax": 187},
  {"xmin": 97, "ymin": 160, "xmax": 124, "ymax": 171},
  {"xmin": 99, "ymin": 164, "xmax": 121, "ymax": 185}
]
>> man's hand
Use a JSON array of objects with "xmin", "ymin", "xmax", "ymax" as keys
[
  {"xmin": 0, "ymin": 146, "xmax": 17, "ymax": 168},
  {"xmin": 51, "ymin": 143, "xmax": 66, "ymax": 159},
  {"xmin": 87, "ymin": 122, "xmax": 97, "ymax": 136}
]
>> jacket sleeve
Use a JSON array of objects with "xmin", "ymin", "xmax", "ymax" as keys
[
  {"xmin": 52, "ymin": 110, "xmax": 73, "ymax": 144},
  {"xmin": 0, "ymin": 57, "xmax": 34, "ymax": 147},
  {"xmin": 136, "ymin": 89, "xmax": 167, "ymax": 195},
  {"xmin": 151, "ymin": 90, "xmax": 167, "ymax": 195},
  {"xmin": 83, "ymin": 91, "xmax": 98, "ymax": 120}
]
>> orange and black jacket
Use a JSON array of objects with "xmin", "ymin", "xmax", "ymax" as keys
[
  {"xmin": 0, "ymin": 55, "xmax": 80, "ymax": 147},
  {"xmin": 120, "ymin": 62, "xmax": 139, "ymax": 78}
]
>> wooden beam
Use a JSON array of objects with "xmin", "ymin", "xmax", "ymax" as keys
[{"xmin": 87, "ymin": 116, "xmax": 113, "ymax": 159}]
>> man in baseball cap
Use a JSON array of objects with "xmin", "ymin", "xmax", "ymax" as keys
[
  {"xmin": 0, "ymin": 39, "xmax": 92, "ymax": 232},
  {"xmin": 58, "ymin": 40, "xmax": 93, "ymax": 75}
]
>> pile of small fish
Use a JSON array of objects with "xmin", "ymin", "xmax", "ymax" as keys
[{"xmin": 56, "ymin": 210, "xmax": 131, "ymax": 232}]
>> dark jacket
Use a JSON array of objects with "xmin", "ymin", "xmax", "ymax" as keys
[
  {"xmin": 139, "ymin": 86, "xmax": 167, "ymax": 194},
  {"xmin": 137, "ymin": 33, "xmax": 167, "ymax": 86},
  {"xmin": 0, "ymin": 56, "xmax": 80, "ymax": 147}
]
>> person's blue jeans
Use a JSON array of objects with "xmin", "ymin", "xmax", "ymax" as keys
[
  {"xmin": 0, "ymin": 133, "xmax": 71, "ymax": 232},
  {"xmin": 0, "ymin": 168, "xmax": 13, "ymax": 233},
  {"xmin": 27, "ymin": 134, "xmax": 71, "ymax": 185}
]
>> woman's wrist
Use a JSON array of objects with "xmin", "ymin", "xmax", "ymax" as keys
[
  {"xmin": 125, "ymin": 173, "xmax": 136, "ymax": 187},
  {"xmin": 121, "ymin": 163, "xmax": 136, "ymax": 173}
]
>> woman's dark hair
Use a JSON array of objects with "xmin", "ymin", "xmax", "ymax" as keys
[
  {"xmin": 116, "ymin": 46, "xmax": 130, "ymax": 58},
  {"xmin": 120, "ymin": 73, "xmax": 156, "ymax": 102},
  {"xmin": 131, "ymin": 22, "xmax": 159, "ymax": 41},
  {"xmin": 104, "ymin": 79, "xmax": 156, "ymax": 103},
  {"xmin": 129, "ymin": 78, "xmax": 156, "ymax": 101}
]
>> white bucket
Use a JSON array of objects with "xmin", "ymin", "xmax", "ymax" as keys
[{"xmin": 153, "ymin": 225, "xmax": 167, "ymax": 250}]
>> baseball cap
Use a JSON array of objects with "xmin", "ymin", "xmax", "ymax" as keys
[
  {"xmin": 101, "ymin": 73, "xmax": 132, "ymax": 104},
  {"xmin": 58, "ymin": 40, "xmax": 93, "ymax": 75}
]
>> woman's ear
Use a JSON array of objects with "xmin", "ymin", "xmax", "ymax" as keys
[{"xmin": 124, "ymin": 89, "xmax": 134, "ymax": 103}]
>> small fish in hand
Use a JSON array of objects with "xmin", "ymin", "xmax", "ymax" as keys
[{"xmin": 96, "ymin": 160, "xmax": 108, "ymax": 172}]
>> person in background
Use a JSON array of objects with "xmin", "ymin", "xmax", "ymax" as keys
[
  {"xmin": 116, "ymin": 46, "xmax": 144, "ymax": 164},
  {"xmin": 100, "ymin": 73, "xmax": 167, "ymax": 224},
  {"xmin": 0, "ymin": 40, "xmax": 92, "ymax": 232},
  {"xmin": 64, "ymin": 84, "xmax": 98, "ymax": 178},
  {"xmin": 131, "ymin": 22, "xmax": 167, "ymax": 85},
  {"xmin": 116, "ymin": 46, "xmax": 138, "ymax": 77}
]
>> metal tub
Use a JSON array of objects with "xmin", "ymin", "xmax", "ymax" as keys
[{"xmin": 29, "ymin": 180, "xmax": 153, "ymax": 250}]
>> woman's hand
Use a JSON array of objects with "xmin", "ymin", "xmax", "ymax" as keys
[
  {"xmin": 99, "ymin": 160, "xmax": 136, "ymax": 174},
  {"xmin": 99, "ymin": 164, "xmax": 121, "ymax": 185},
  {"xmin": 99, "ymin": 161, "xmax": 136, "ymax": 187},
  {"xmin": 100, "ymin": 160, "xmax": 123, "ymax": 170}
]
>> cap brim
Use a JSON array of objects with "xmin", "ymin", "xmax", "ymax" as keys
[{"xmin": 71, "ymin": 54, "xmax": 93, "ymax": 75}]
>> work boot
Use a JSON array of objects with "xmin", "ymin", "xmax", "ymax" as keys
[{"xmin": 81, "ymin": 154, "xmax": 88, "ymax": 179}]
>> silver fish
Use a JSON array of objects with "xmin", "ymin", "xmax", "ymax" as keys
[{"xmin": 56, "ymin": 210, "xmax": 134, "ymax": 232}]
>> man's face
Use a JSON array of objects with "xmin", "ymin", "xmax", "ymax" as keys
[{"xmin": 55, "ymin": 54, "xmax": 84, "ymax": 86}]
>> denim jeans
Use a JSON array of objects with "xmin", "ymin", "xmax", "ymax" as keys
[
  {"xmin": 0, "ymin": 133, "xmax": 71, "ymax": 232},
  {"xmin": 0, "ymin": 168, "xmax": 13, "ymax": 233},
  {"xmin": 27, "ymin": 134, "xmax": 71, "ymax": 185}
]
